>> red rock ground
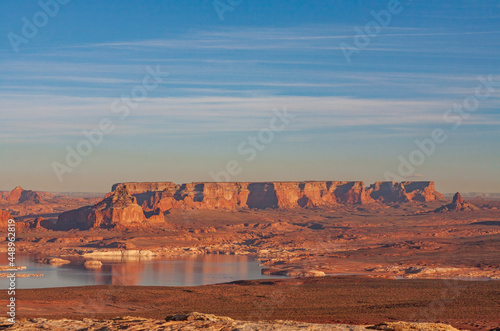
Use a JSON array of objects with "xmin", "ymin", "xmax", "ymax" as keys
[{"xmin": 3, "ymin": 277, "xmax": 500, "ymax": 331}]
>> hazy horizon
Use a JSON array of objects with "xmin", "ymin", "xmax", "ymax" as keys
[{"xmin": 1, "ymin": 179, "xmax": 499, "ymax": 195}]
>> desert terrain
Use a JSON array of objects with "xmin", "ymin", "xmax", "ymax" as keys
[
  {"xmin": 3, "ymin": 276, "xmax": 500, "ymax": 330},
  {"xmin": 1, "ymin": 181, "xmax": 499, "ymax": 330}
]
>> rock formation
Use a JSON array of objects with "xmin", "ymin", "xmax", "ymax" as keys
[
  {"xmin": 434, "ymin": 192, "xmax": 478, "ymax": 212},
  {"xmin": 28, "ymin": 217, "xmax": 52, "ymax": 230},
  {"xmin": 0, "ymin": 210, "xmax": 13, "ymax": 229},
  {"xmin": 113, "ymin": 180, "xmax": 442, "ymax": 213},
  {"xmin": 56, "ymin": 186, "xmax": 160, "ymax": 230},
  {"xmin": 133, "ymin": 181, "xmax": 372, "ymax": 212},
  {"xmin": 5, "ymin": 186, "xmax": 44, "ymax": 204},
  {"xmin": 5, "ymin": 186, "xmax": 23, "ymax": 202},
  {"xmin": 366, "ymin": 181, "xmax": 444, "ymax": 203},
  {"xmin": 57, "ymin": 181, "xmax": 443, "ymax": 230}
]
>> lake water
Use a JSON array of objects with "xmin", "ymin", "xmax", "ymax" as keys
[{"xmin": 0, "ymin": 254, "xmax": 283, "ymax": 289}]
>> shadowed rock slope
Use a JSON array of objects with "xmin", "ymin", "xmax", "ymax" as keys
[{"xmin": 56, "ymin": 186, "xmax": 161, "ymax": 230}]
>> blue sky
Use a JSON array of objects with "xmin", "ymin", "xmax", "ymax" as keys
[{"xmin": 1, "ymin": 0, "xmax": 499, "ymax": 193}]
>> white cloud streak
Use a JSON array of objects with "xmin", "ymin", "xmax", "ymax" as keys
[{"xmin": 1, "ymin": 94, "xmax": 498, "ymax": 143}]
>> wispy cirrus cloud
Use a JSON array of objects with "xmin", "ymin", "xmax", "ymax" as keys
[
  {"xmin": 66, "ymin": 27, "xmax": 500, "ymax": 50},
  {"xmin": 2, "ymin": 25, "xmax": 499, "ymax": 143},
  {"xmin": 1, "ymin": 94, "xmax": 498, "ymax": 143}
]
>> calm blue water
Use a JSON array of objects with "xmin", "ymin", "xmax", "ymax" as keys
[{"xmin": 0, "ymin": 254, "xmax": 283, "ymax": 289}]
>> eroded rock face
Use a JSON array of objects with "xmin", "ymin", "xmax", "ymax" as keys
[
  {"xmin": 27, "ymin": 217, "xmax": 52, "ymax": 230},
  {"xmin": 452, "ymin": 192, "xmax": 465, "ymax": 205},
  {"xmin": 119, "ymin": 181, "xmax": 374, "ymax": 213},
  {"xmin": 366, "ymin": 181, "xmax": 444, "ymax": 203},
  {"xmin": 5, "ymin": 186, "xmax": 44, "ymax": 204},
  {"xmin": 56, "ymin": 186, "xmax": 148, "ymax": 230},
  {"xmin": 57, "ymin": 181, "xmax": 443, "ymax": 230},
  {"xmin": 0, "ymin": 210, "xmax": 13, "ymax": 229},
  {"xmin": 5, "ymin": 186, "xmax": 23, "ymax": 202},
  {"xmin": 117, "ymin": 181, "xmax": 441, "ymax": 213},
  {"xmin": 435, "ymin": 192, "xmax": 478, "ymax": 212}
]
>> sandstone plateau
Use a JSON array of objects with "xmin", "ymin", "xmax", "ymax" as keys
[
  {"xmin": 56, "ymin": 181, "xmax": 444, "ymax": 230},
  {"xmin": 119, "ymin": 180, "xmax": 444, "ymax": 211}
]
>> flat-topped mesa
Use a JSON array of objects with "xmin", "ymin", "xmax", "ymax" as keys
[
  {"xmin": 111, "ymin": 180, "xmax": 441, "ymax": 213},
  {"xmin": 111, "ymin": 182, "xmax": 178, "ymax": 195},
  {"xmin": 112, "ymin": 181, "xmax": 373, "ymax": 212},
  {"xmin": 366, "ymin": 181, "xmax": 444, "ymax": 203},
  {"xmin": 55, "ymin": 181, "xmax": 444, "ymax": 230}
]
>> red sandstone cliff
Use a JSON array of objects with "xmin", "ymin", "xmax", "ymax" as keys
[
  {"xmin": 56, "ymin": 186, "xmax": 159, "ymax": 230},
  {"xmin": 116, "ymin": 181, "xmax": 373, "ymax": 213},
  {"xmin": 116, "ymin": 180, "xmax": 441, "ymax": 213},
  {"xmin": 56, "ymin": 181, "xmax": 443, "ymax": 230},
  {"xmin": 366, "ymin": 181, "xmax": 444, "ymax": 203}
]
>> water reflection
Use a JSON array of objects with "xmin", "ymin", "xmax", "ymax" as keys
[{"xmin": 0, "ymin": 254, "xmax": 281, "ymax": 289}]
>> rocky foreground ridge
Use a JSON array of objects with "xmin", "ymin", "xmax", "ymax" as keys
[
  {"xmin": 0, "ymin": 313, "xmax": 466, "ymax": 330},
  {"xmin": 56, "ymin": 181, "xmax": 444, "ymax": 229}
]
